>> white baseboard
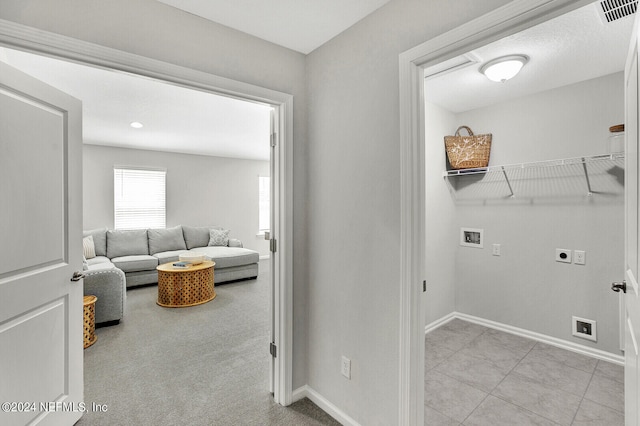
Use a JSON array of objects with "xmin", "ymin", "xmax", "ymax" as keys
[
  {"xmin": 424, "ymin": 312, "xmax": 457, "ymax": 334},
  {"xmin": 292, "ymin": 385, "xmax": 361, "ymax": 426},
  {"xmin": 426, "ymin": 312, "xmax": 625, "ymax": 366}
]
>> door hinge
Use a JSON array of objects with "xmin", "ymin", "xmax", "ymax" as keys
[
  {"xmin": 270, "ymin": 132, "xmax": 277, "ymax": 147},
  {"xmin": 423, "ymin": 280, "xmax": 426, "ymax": 292},
  {"xmin": 270, "ymin": 342, "xmax": 277, "ymax": 358},
  {"xmin": 270, "ymin": 238, "xmax": 277, "ymax": 253}
]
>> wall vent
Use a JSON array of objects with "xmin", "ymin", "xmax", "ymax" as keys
[{"xmin": 598, "ymin": 0, "xmax": 637, "ymax": 23}]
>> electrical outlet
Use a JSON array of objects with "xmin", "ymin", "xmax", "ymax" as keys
[
  {"xmin": 492, "ymin": 244, "xmax": 501, "ymax": 256},
  {"xmin": 341, "ymin": 356, "xmax": 351, "ymax": 379},
  {"xmin": 555, "ymin": 248, "xmax": 572, "ymax": 263},
  {"xmin": 574, "ymin": 250, "xmax": 586, "ymax": 265}
]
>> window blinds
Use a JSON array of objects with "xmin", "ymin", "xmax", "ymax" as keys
[
  {"xmin": 258, "ymin": 176, "xmax": 270, "ymax": 232},
  {"xmin": 114, "ymin": 167, "xmax": 166, "ymax": 230}
]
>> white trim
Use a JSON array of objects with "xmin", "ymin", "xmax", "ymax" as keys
[
  {"xmin": 259, "ymin": 254, "xmax": 271, "ymax": 260},
  {"xmin": 398, "ymin": 1, "xmax": 595, "ymax": 424},
  {"xmin": 292, "ymin": 385, "xmax": 362, "ymax": 426},
  {"xmin": 398, "ymin": 24, "xmax": 426, "ymax": 426},
  {"xmin": 0, "ymin": 19, "xmax": 295, "ymax": 405},
  {"xmin": 451, "ymin": 312, "xmax": 625, "ymax": 366},
  {"xmin": 424, "ymin": 312, "xmax": 456, "ymax": 334}
]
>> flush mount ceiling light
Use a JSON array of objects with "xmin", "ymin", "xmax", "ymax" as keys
[
  {"xmin": 480, "ymin": 55, "xmax": 529, "ymax": 83},
  {"xmin": 130, "ymin": 121, "xmax": 144, "ymax": 129}
]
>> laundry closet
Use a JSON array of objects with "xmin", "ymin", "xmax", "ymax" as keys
[{"xmin": 423, "ymin": 2, "xmax": 630, "ymax": 358}]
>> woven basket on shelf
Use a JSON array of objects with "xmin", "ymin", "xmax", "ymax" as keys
[{"xmin": 444, "ymin": 125, "xmax": 492, "ymax": 169}]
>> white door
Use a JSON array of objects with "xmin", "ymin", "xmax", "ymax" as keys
[
  {"xmin": 625, "ymin": 13, "xmax": 640, "ymax": 426},
  {"xmin": 0, "ymin": 62, "xmax": 84, "ymax": 425}
]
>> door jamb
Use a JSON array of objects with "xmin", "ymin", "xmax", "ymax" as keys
[
  {"xmin": 398, "ymin": 0, "xmax": 592, "ymax": 424},
  {"xmin": 0, "ymin": 19, "xmax": 294, "ymax": 405}
]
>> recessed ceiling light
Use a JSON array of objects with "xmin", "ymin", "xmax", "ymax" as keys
[
  {"xmin": 130, "ymin": 121, "xmax": 144, "ymax": 129},
  {"xmin": 480, "ymin": 55, "xmax": 529, "ymax": 83}
]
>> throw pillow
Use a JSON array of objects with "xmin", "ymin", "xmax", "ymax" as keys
[
  {"xmin": 208, "ymin": 229, "xmax": 230, "ymax": 247},
  {"xmin": 83, "ymin": 227, "xmax": 107, "ymax": 257},
  {"xmin": 83, "ymin": 235, "xmax": 96, "ymax": 259}
]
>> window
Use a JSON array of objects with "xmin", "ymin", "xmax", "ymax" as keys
[
  {"xmin": 114, "ymin": 167, "xmax": 166, "ymax": 230},
  {"xmin": 258, "ymin": 176, "xmax": 270, "ymax": 233}
]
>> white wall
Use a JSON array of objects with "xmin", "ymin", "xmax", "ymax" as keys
[
  {"xmin": 305, "ymin": 0, "xmax": 510, "ymax": 424},
  {"xmin": 424, "ymin": 102, "xmax": 457, "ymax": 325},
  {"xmin": 0, "ymin": 0, "xmax": 309, "ymax": 390},
  {"xmin": 426, "ymin": 72, "xmax": 625, "ymax": 354},
  {"xmin": 83, "ymin": 145, "xmax": 270, "ymax": 256}
]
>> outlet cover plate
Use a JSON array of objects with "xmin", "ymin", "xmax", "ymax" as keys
[
  {"xmin": 574, "ymin": 250, "xmax": 586, "ymax": 265},
  {"xmin": 572, "ymin": 316, "xmax": 596, "ymax": 342},
  {"xmin": 556, "ymin": 248, "xmax": 572, "ymax": 263},
  {"xmin": 341, "ymin": 356, "xmax": 351, "ymax": 379}
]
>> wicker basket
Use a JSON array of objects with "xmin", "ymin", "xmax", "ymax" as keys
[{"xmin": 444, "ymin": 126, "xmax": 492, "ymax": 169}]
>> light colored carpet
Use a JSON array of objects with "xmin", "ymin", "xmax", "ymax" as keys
[{"xmin": 77, "ymin": 260, "xmax": 338, "ymax": 425}]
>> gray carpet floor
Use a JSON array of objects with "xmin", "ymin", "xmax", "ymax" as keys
[{"xmin": 76, "ymin": 260, "xmax": 339, "ymax": 426}]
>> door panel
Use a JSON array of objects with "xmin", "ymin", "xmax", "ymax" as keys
[
  {"xmin": 626, "ymin": 20, "xmax": 640, "ymax": 425},
  {"xmin": 0, "ymin": 85, "xmax": 65, "ymax": 275},
  {"xmin": 0, "ymin": 61, "xmax": 83, "ymax": 426}
]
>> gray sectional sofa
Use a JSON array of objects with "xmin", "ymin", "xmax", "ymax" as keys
[{"xmin": 82, "ymin": 225, "xmax": 259, "ymax": 325}]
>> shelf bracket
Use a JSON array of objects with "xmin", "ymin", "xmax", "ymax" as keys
[
  {"xmin": 502, "ymin": 166, "xmax": 514, "ymax": 198},
  {"xmin": 581, "ymin": 158, "xmax": 593, "ymax": 196}
]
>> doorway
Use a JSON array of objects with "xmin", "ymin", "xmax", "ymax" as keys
[
  {"xmin": 420, "ymin": 3, "xmax": 628, "ymax": 422},
  {"xmin": 398, "ymin": 0, "xmax": 636, "ymax": 424},
  {"xmin": 423, "ymin": 1, "xmax": 628, "ymax": 354},
  {"xmin": 0, "ymin": 17, "xmax": 294, "ymax": 410}
]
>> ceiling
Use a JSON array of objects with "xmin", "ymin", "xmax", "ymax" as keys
[
  {"xmin": 425, "ymin": 2, "xmax": 635, "ymax": 113},
  {"xmin": 0, "ymin": 47, "xmax": 273, "ymax": 161},
  {"xmin": 156, "ymin": 0, "xmax": 391, "ymax": 54}
]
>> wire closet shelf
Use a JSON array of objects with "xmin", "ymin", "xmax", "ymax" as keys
[{"xmin": 443, "ymin": 153, "xmax": 625, "ymax": 199}]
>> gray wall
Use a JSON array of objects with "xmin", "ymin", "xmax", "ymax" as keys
[
  {"xmin": 0, "ymin": 0, "xmax": 309, "ymax": 390},
  {"xmin": 425, "ymin": 73, "xmax": 625, "ymax": 354},
  {"xmin": 424, "ymin": 102, "xmax": 457, "ymax": 325},
  {"xmin": 305, "ymin": 0, "xmax": 509, "ymax": 423},
  {"xmin": 83, "ymin": 145, "xmax": 270, "ymax": 256}
]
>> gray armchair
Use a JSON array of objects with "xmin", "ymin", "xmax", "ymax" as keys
[{"xmin": 83, "ymin": 262, "xmax": 126, "ymax": 325}]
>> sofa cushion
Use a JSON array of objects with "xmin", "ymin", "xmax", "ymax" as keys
[
  {"xmin": 189, "ymin": 247, "xmax": 258, "ymax": 269},
  {"xmin": 148, "ymin": 226, "xmax": 187, "ymax": 255},
  {"xmin": 111, "ymin": 255, "xmax": 158, "ymax": 273},
  {"xmin": 183, "ymin": 226, "xmax": 222, "ymax": 249},
  {"xmin": 208, "ymin": 229, "xmax": 230, "ymax": 247},
  {"xmin": 86, "ymin": 261, "xmax": 118, "ymax": 272},
  {"xmin": 107, "ymin": 229, "xmax": 149, "ymax": 258},
  {"xmin": 154, "ymin": 250, "xmax": 188, "ymax": 265},
  {"xmin": 87, "ymin": 256, "xmax": 112, "ymax": 266},
  {"xmin": 83, "ymin": 235, "xmax": 96, "ymax": 259},
  {"xmin": 83, "ymin": 227, "xmax": 107, "ymax": 257}
]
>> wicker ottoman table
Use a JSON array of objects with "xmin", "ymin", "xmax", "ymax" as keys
[
  {"xmin": 83, "ymin": 295, "xmax": 98, "ymax": 349},
  {"xmin": 156, "ymin": 260, "xmax": 216, "ymax": 308}
]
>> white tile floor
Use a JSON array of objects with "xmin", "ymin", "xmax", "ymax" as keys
[{"xmin": 425, "ymin": 319, "xmax": 624, "ymax": 425}]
